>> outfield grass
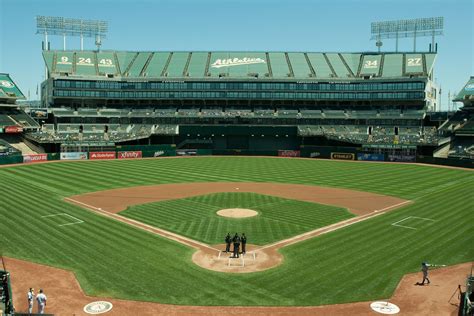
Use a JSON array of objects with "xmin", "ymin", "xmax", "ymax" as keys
[
  {"xmin": 120, "ymin": 192, "xmax": 354, "ymax": 245},
  {"xmin": 0, "ymin": 157, "xmax": 473, "ymax": 306}
]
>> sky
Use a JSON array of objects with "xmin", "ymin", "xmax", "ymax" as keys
[{"xmin": 0, "ymin": 0, "xmax": 472, "ymax": 111}]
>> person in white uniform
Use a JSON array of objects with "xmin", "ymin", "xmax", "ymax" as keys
[
  {"xmin": 36, "ymin": 289, "xmax": 47, "ymax": 314},
  {"xmin": 27, "ymin": 288, "xmax": 35, "ymax": 314}
]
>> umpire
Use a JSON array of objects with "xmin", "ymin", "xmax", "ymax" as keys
[
  {"xmin": 232, "ymin": 233, "xmax": 241, "ymax": 258},
  {"xmin": 241, "ymin": 233, "xmax": 247, "ymax": 254},
  {"xmin": 225, "ymin": 233, "xmax": 231, "ymax": 253}
]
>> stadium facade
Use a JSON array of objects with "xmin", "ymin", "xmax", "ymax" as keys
[{"xmin": 24, "ymin": 50, "xmax": 443, "ymax": 160}]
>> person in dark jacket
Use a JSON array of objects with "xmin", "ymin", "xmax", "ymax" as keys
[
  {"xmin": 241, "ymin": 233, "xmax": 247, "ymax": 254},
  {"xmin": 225, "ymin": 233, "xmax": 231, "ymax": 253},
  {"xmin": 232, "ymin": 233, "xmax": 241, "ymax": 258}
]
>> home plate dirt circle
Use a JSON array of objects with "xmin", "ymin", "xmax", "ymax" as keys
[{"xmin": 217, "ymin": 208, "xmax": 258, "ymax": 218}]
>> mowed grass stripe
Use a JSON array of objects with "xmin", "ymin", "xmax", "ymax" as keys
[
  {"xmin": 121, "ymin": 193, "xmax": 352, "ymax": 245},
  {"xmin": 0, "ymin": 157, "xmax": 472, "ymax": 306}
]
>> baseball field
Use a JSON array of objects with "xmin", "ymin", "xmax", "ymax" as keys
[{"xmin": 0, "ymin": 157, "xmax": 473, "ymax": 309}]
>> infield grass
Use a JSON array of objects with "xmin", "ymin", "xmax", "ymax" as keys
[
  {"xmin": 120, "ymin": 192, "xmax": 354, "ymax": 245},
  {"xmin": 0, "ymin": 157, "xmax": 473, "ymax": 306}
]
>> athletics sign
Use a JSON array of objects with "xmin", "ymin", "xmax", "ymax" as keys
[{"xmin": 211, "ymin": 57, "xmax": 266, "ymax": 68}]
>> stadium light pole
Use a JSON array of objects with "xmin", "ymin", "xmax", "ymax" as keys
[
  {"xmin": 36, "ymin": 16, "xmax": 108, "ymax": 51},
  {"xmin": 370, "ymin": 17, "xmax": 444, "ymax": 52}
]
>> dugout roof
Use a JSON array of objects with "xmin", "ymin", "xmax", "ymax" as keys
[
  {"xmin": 43, "ymin": 50, "xmax": 436, "ymax": 81},
  {"xmin": 0, "ymin": 73, "xmax": 25, "ymax": 102}
]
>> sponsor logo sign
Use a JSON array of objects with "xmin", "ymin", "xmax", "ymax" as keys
[
  {"xmin": 60, "ymin": 152, "xmax": 88, "ymax": 160},
  {"xmin": 23, "ymin": 154, "xmax": 47, "ymax": 163},
  {"xmin": 278, "ymin": 150, "xmax": 300, "ymax": 157},
  {"xmin": 30, "ymin": 109, "xmax": 48, "ymax": 119},
  {"xmin": 330, "ymin": 152, "xmax": 355, "ymax": 160},
  {"xmin": 89, "ymin": 151, "xmax": 115, "ymax": 160},
  {"xmin": 0, "ymin": 80, "xmax": 14, "ymax": 88},
  {"xmin": 357, "ymin": 153, "xmax": 385, "ymax": 161},
  {"xmin": 211, "ymin": 57, "xmax": 266, "ymax": 69},
  {"xmin": 5, "ymin": 126, "xmax": 23, "ymax": 133},
  {"xmin": 83, "ymin": 301, "xmax": 113, "ymax": 314},
  {"xmin": 310, "ymin": 152, "xmax": 320, "ymax": 158},
  {"xmin": 117, "ymin": 151, "xmax": 142, "ymax": 159},
  {"xmin": 177, "ymin": 149, "xmax": 197, "ymax": 156},
  {"xmin": 388, "ymin": 154, "xmax": 415, "ymax": 162}
]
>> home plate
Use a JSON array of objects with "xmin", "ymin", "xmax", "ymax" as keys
[{"xmin": 370, "ymin": 301, "xmax": 400, "ymax": 314}]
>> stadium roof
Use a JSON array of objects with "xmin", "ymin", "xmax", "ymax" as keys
[
  {"xmin": 454, "ymin": 76, "xmax": 474, "ymax": 103},
  {"xmin": 43, "ymin": 50, "xmax": 436, "ymax": 81},
  {"xmin": 0, "ymin": 73, "xmax": 26, "ymax": 101}
]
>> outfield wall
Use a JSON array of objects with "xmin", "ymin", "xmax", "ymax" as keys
[{"xmin": 0, "ymin": 146, "xmax": 472, "ymax": 168}]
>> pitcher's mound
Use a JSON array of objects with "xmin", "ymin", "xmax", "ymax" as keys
[{"xmin": 217, "ymin": 208, "xmax": 258, "ymax": 218}]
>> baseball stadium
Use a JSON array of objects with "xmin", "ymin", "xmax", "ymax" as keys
[{"xmin": 0, "ymin": 9, "xmax": 473, "ymax": 316}]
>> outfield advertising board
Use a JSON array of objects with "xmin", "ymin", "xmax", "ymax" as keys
[
  {"xmin": 23, "ymin": 154, "xmax": 48, "ymax": 163},
  {"xmin": 117, "ymin": 151, "xmax": 142, "ymax": 159},
  {"xmin": 357, "ymin": 153, "xmax": 385, "ymax": 161},
  {"xmin": 388, "ymin": 154, "xmax": 416, "ymax": 162},
  {"xmin": 89, "ymin": 151, "xmax": 116, "ymax": 160},
  {"xmin": 278, "ymin": 150, "xmax": 300, "ymax": 157},
  {"xmin": 176, "ymin": 149, "xmax": 197, "ymax": 156},
  {"xmin": 331, "ymin": 152, "xmax": 355, "ymax": 160},
  {"xmin": 60, "ymin": 152, "xmax": 88, "ymax": 160}
]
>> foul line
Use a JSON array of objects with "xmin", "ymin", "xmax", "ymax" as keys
[
  {"xmin": 64, "ymin": 197, "xmax": 220, "ymax": 252},
  {"xmin": 258, "ymin": 199, "xmax": 412, "ymax": 251},
  {"xmin": 41, "ymin": 213, "xmax": 83, "ymax": 226}
]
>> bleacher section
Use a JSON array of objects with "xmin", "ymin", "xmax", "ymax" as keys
[
  {"xmin": 43, "ymin": 51, "xmax": 437, "ymax": 80},
  {"xmin": 297, "ymin": 124, "xmax": 437, "ymax": 145},
  {"xmin": 27, "ymin": 123, "xmax": 179, "ymax": 143}
]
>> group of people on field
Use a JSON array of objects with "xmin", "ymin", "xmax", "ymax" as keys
[
  {"xmin": 27, "ymin": 288, "xmax": 47, "ymax": 314},
  {"xmin": 225, "ymin": 233, "xmax": 247, "ymax": 258}
]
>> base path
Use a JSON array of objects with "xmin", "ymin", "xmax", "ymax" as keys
[
  {"xmin": 69, "ymin": 182, "xmax": 407, "ymax": 216},
  {"xmin": 67, "ymin": 182, "xmax": 410, "ymax": 273},
  {"xmin": 4, "ymin": 256, "xmax": 469, "ymax": 316}
]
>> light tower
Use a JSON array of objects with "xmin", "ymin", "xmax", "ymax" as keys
[
  {"xmin": 36, "ymin": 16, "xmax": 108, "ymax": 51},
  {"xmin": 370, "ymin": 17, "xmax": 444, "ymax": 52}
]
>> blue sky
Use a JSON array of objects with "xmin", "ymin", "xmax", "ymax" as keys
[{"xmin": 0, "ymin": 0, "xmax": 472, "ymax": 110}]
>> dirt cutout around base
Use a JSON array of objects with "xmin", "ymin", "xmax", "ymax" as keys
[
  {"xmin": 217, "ymin": 208, "xmax": 258, "ymax": 218},
  {"xmin": 67, "ymin": 182, "xmax": 410, "ymax": 274},
  {"xmin": 4, "ymin": 256, "xmax": 470, "ymax": 316}
]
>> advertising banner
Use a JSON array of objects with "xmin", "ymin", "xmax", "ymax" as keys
[
  {"xmin": 278, "ymin": 150, "xmax": 301, "ymax": 157},
  {"xmin": 388, "ymin": 154, "xmax": 416, "ymax": 162},
  {"xmin": 5, "ymin": 126, "xmax": 23, "ymax": 133},
  {"xmin": 117, "ymin": 151, "xmax": 142, "ymax": 159},
  {"xmin": 357, "ymin": 153, "xmax": 385, "ymax": 161},
  {"xmin": 60, "ymin": 152, "xmax": 88, "ymax": 160},
  {"xmin": 176, "ymin": 149, "xmax": 197, "ymax": 156},
  {"xmin": 89, "ymin": 151, "xmax": 116, "ymax": 160},
  {"xmin": 331, "ymin": 152, "xmax": 355, "ymax": 160},
  {"xmin": 29, "ymin": 109, "xmax": 48, "ymax": 119},
  {"xmin": 23, "ymin": 154, "xmax": 48, "ymax": 163}
]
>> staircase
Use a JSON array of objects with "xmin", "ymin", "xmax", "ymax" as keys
[{"xmin": 433, "ymin": 143, "xmax": 451, "ymax": 158}]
